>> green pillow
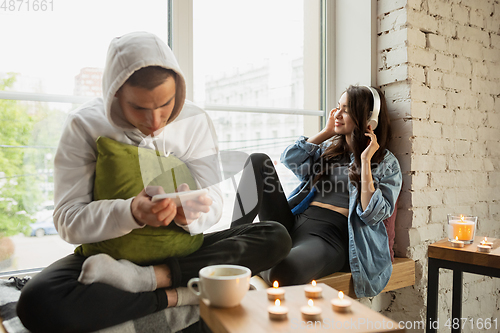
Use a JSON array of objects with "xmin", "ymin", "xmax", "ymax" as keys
[{"xmin": 74, "ymin": 136, "xmax": 203, "ymax": 265}]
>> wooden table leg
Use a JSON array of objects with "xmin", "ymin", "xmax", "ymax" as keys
[
  {"xmin": 451, "ymin": 270, "xmax": 463, "ymax": 333},
  {"xmin": 426, "ymin": 258, "xmax": 439, "ymax": 333}
]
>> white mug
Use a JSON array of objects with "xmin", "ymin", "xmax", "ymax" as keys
[{"xmin": 187, "ymin": 264, "xmax": 251, "ymax": 308}]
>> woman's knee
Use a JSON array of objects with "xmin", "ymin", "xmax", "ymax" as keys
[
  {"xmin": 266, "ymin": 257, "xmax": 309, "ymax": 286},
  {"xmin": 247, "ymin": 153, "xmax": 275, "ymax": 173},
  {"xmin": 249, "ymin": 152, "xmax": 271, "ymax": 165},
  {"xmin": 267, "ymin": 242, "xmax": 348, "ymax": 286}
]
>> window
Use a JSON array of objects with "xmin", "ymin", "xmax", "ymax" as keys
[
  {"xmin": 0, "ymin": 0, "xmax": 336, "ymax": 274},
  {"xmin": 0, "ymin": 0, "xmax": 170, "ymax": 275},
  {"xmin": 186, "ymin": 0, "xmax": 324, "ymax": 227}
]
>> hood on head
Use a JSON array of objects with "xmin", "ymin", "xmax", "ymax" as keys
[{"xmin": 102, "ymin": 31, "xmax": 186, "ymax": 131}]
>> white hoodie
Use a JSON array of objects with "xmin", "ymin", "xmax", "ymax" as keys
[{"xmin": 53, "ymin": 32, "xmax": 222, "ymax": 244}]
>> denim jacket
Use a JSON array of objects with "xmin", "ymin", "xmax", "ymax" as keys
[{"xmin": 281, "ymin": 136, "xmax": 402, "ymax": 297}]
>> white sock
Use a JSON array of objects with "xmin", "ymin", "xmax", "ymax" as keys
[
  {"xmin": 78, "ymin": 253, "xmax": 157, "ymax": 293},
  {"xmin": 175, "ymin": 287, "xmax": 200, "ymax": 306}
]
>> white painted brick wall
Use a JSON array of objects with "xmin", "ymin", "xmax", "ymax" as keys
[
  {"xmin": 377, "ymin": 0, "xmax": 500, "ymax": 331},
  {"xmin": 435, "ymin": 53, "xmax": 453, "ymax": 72},
  {"xmin": 379, "ymin": 7, "xmax": 407, "ymax": 32},
  {"xmin": 379, "ymin": 0, "xmax": 407, "ymax": 15}
]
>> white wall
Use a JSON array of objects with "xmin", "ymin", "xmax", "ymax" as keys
[
  {"xmin": 365, "ymin": 0, "xmax": 500, "ymax": 331},
  {"xmin": 334, "ymin": 0, "xmax": 378, "ymax": 101}
]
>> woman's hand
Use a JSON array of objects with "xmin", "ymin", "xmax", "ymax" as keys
[
  {"xmin": 361, "ymin": 125, "xmax": 380, "ymax": 162},
  {"xmin": 324, "ymin": 108, "xmax": 337, "ymax": 136},
  {"xmin": 307, "ymin": 108, "xmax": 337, "ymax": 145},
  {"xmin": 360, "ymin": 126, "xmax": 378, "ymax": 211}
]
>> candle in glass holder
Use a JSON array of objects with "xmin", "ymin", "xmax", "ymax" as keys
[
  {"xmin": 304, "ymin": 280, "xmax": 322, "ymax": 298},
  {"xmin": 331, "ymin": 291, "xmax": 352, "ymax": 313},
  {"xmin": 301, "ymin": 299, "xmax": 322, "ymax": 321},
  {"xmin": 447, "ymin": 214, "xmax": 476, "ymax": 244},
  {"xmin": 267, "ymin": 281, "xmax": 285, "ymax": 301},
  {"xmin": 268, "ymin": 299, "xmax": 288, "ymax": 320}
]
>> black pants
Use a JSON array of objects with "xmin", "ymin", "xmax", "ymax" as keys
[
  {"xmin": 17, "ymin": 222, "xmax": 291, "ymax": 333},
  {"xmin": 231, "ymin": 153, "xmax": 349, "ymax": 286}
]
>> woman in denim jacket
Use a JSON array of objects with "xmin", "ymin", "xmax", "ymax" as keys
[{"xmin": 231, "ymin": 85, "xmax": 402, "ymax": 297}]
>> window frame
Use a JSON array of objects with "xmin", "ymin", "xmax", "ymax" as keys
[
  {"xmin": 169, "ymin": 0, "xmax": 378, "ymax": 132},
  {"xmin": 170, "ymin": 0, "xmax": 325, "ymax": 134},
  {"xmin": 0, "ymin": 0, "xmax": 378, "ymax": 277}
]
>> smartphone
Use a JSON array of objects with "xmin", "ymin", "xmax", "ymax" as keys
[{"xmin": 151, "ymin": 189, "xmax": 209, "ymax": 206}]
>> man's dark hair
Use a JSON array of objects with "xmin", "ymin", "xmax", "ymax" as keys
[{"xmin": 125, "ymin": 66, "xmax": 176, "ymax": 90}]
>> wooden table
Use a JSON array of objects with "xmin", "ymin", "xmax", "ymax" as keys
[
  {"xmin": 200, "ymin": 283, "xmax": 405, "ymax": 333},
  {"xmin": 426, "ymin": 237, "xmax": 500, "ymax": 333}
]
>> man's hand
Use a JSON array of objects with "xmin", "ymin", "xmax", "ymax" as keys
[
  {"xmin": 131, "ymin": 186, "xmax": 177, "ymax": 227},
  {"xmin": 173, "ymin": 183, "xmax": 212, "ymax": 226}
]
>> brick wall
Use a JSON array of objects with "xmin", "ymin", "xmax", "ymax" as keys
[{"xmin": 365, "ymin": 0, "xmax": 500, "ymax": 331}]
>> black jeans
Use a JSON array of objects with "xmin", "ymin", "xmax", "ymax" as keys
[
  {"xmin": 17, "ymin": 222, "xmax": 291, "ymax": 333},
  {"xmin": 231, "ymin": 153, "xmax": 349, "ymax": 286}
]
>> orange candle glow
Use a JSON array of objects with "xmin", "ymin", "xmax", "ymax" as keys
[{"xmin": 448, "ymin": 215, "xmax": 475, "ymax": 242}]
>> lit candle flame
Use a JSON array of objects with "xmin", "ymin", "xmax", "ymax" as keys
[
  {"xmin": 275, "ymin": 299, "xmax": 280, "ymax": 307},
  {"xmin": 460, "ymin": 215, "xmax": 465, "ymax": 222},
  {"xmin": 308, "ymin": 299, "xmax": 314, "ymax": 307},
  {"xmin": 455, "ymin": 236, "xmax": 459, "ymax": 241},
  {"xmin": 273, "ymin": 281, "xmax": 279, "ymax": 289},
  {"xmin": 339, "ymin": 291, "xmax": 344, "ymax": 300},
  {"xmin": 311, "ymin": 280, "xmax": 316, "ymax": 287},
  {"xmin": 481, "ymin": 237, "xmax": 491, "ymax": 246}
]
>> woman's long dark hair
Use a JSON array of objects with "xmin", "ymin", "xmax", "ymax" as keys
[{"xmin": 313, "ymin": 85, "xmax": 392, "ymax": 199}]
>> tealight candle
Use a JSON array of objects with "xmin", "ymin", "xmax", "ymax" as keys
[
  {"xmin": 451, "ymin": 236, "xmax": 464, "ymax": 248},
  {"xmin": 267, "ymin": 281, "xmax": 285, "ymax": 301},
  {"xmin": 268, "ymin": 299, "xmax": 288, "ymax": 320},
  {"xmin": 301, "ymin": 299, "xmax": 322, "ymax": 321},
  {"xmin": 304, "ymin": 280, "xmax": 322, "ymax": 298},
  {"xmin": 481, "ymin": 237, "xmax": 493, "ymax": 247},
  {"xmin": 477, "ymin": 244, "xmax": 491, "ymax": 253},
  {"xmin": 331, "ymin": 291, "xmax": 352, "ymax": 313}
]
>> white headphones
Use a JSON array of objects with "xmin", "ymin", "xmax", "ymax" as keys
[{"xmin": 362, "ymin": 85, "xmax": 381, "ymax": 130}]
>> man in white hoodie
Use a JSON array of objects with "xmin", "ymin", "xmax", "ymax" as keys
[{"xmin": 17, "ymin": 32, "xmax": 291, "ymax": 332}]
